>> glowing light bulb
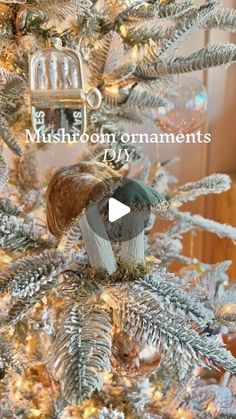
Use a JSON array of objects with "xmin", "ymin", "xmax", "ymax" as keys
[
  {"xmin": 207, "ymin": 402, "xmax": 218, "ymax": 415},
  {"xmin": 120, "ymin": 25, "xmax": 128, "ymax": 37},
  {"xmin": 131, "ymin": 45, "xmax": 138, "ymax": 62},
  {"xmin": 104, "ymin": 85, "xmax": 119, "ymax": 96},
  {"xmin": 100, "ymin": 291, "xmax": 111, "ymax": 303},
  {"xmin": 0, "ymin": 254, "xmax": 12, "ymax": 264}
]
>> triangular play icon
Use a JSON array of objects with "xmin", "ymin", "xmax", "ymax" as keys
[{"xmin": 108, "ymin": 198, "xmax": 131, "ymax": 223}]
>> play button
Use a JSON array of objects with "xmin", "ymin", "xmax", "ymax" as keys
[
  {"xmin": 85, "ymin": 177, "xmax": 152, "ymax": 243},
  {"xmin": 108, "ymin": 198, "xmax": 130, "ymax": 222},
  {"xmin": 84, "ymin": 176, "xmax": 168, "ymax": 243}
]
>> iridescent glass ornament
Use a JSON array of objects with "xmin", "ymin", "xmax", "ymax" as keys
[
  {"xmin": 29, "ymin": 46, "xmax": 102, "ymax": 140},
  {"xmin": 155, "ymin": 77, "xmax": 208, "ymax": 135}
]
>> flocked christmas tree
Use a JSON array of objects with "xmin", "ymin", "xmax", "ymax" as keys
[{"xmin": 0, "ymin": 0, "xmax": 236, "ymax": 418}]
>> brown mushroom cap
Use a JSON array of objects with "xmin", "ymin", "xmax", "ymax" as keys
[{"xmin": 46, "ymin": 161, "xmax": 120, "ymax": 237}]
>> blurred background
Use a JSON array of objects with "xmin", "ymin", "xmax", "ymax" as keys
[{"xmin": 159, "ymin": 0, "xmax": 236, "ymax": 276}]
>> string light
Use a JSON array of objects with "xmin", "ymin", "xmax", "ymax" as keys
[
  {"xmin": 0, "ymin": 254, "xmax": 12, "ymax": 264},
  {"xmin": 57, "ymin": 236, "xmax": 67, "ymax": 253},
  {"xmin": 119, "ymin": 25, "xmax": 128, "ymax": 37},
  {"xmin": 131, "ymin": 45, "xmax": 138, "ymax": 62},
  {"xmin": 207, "ymin": 402, "xmax": 218, "ymax": 415},
  {"xmin": 186, "ymin": 386, "xmax": 192, "ymax": 394},
  {"xmin": 176, "ymin": 408, "xmax": 192, "ymax": 419},
  {"xmin": 100, "ymin": 291, "xmax": 111, "ymax": 304},
  {"xmin": 30, "ymin": 408, "xmax": 42, "ymax": 417},
  {"xmin": 10, "ymin": 195, "xmax": 19, "ymax": 204},
  {"xmin": 104, "ymin": 85, "xmax": 120, "ymax": 96},
  {"xmin": 154, "ymin": 390, "xmax": 163, "ymax": 401}
]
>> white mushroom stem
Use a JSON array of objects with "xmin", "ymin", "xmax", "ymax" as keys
[
  {"xmin": 121, "ymin": 212, "xmax": 145, "ymax": 262},
  {"xmin": 79, "ymin": 204, "xmax": 117, "ymax": 274}
]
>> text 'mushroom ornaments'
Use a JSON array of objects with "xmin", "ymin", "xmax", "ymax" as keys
[{"xmin": 29, "ymin": 43, "xmax": 102, "ymax": 140}]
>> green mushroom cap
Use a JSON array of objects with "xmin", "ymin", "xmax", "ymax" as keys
[{"xmin": 113, "ymin": 179, "xmax": 169, "ymax": 212}]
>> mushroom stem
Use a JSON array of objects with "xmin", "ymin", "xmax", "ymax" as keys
[
  {"xmin": 79, "ymin": 204, "xmax": 117, "ymax": 274},
  {"xmin": 121, "ymin": 212, "xmax": 145, "ymax": 262}
]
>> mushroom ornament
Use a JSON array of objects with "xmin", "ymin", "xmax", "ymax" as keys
[
  {"xmin": 46, "ymin": 161, "xmax": 120, "ymax": 274},
  {"xmin": 113, "ymin": 179, "xmax": 170, "ymax": 262}
]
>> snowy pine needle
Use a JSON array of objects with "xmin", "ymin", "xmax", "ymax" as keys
[
  {"xmin": 205, "ymin": 8, "xmax": 236, "ymax": 31},
  {"xmin": 0, "ymin": 212, "xmax": 54, "ymax": 252},
  {"xmin": 170, "ymin": 173, "xmax": 231, "ymax": 203},
  {"xmin": 163, "ymin": 209, "xmax": 236, "ymax": 241},
  {"xmin": 140, "ymin": 270, "xmax": 214, "ymax": 327},
  {"xmin": 160, "ymin": 2, "xmax": 219, "ymax": 60},
  {"xmin": 0, "ymin": 153, "xmax": 8, "ymax": 190},
  {"xmin": 89, "ymin": 31, "xmax": 124, "ymax": 86},
  {"xmin": 136, "ymin": 43, "xmax": 236, "ymax": 78},
  {"xmin": 107, "ymin": 284, "xmax": 236, "ymax": 373},
  {"xmin": 0, "ymin": 67, "xmax": 25, "ymax": 104},
  {"xmin": 53, "ymin": 296, "xmax": 112, "ymax": 404},
  {"xmin": 0, "ymin": 116, "xmax": 23, "ymax": 157}
]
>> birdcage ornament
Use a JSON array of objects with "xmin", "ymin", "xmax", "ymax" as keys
[{"xmin": 29, "ymin": 45, "xmax": 102, "ymax": 140}]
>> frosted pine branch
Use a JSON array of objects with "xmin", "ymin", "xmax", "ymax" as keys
[
  {"xmin": 26, "ymin": 0, "xmax": 76, "ymax": 21},
  {"xmin": 214, "ymin": 302, "xmax": 236, "ymax": 327},
  {"xmin": 159, "ymin": 2, "xmax": 219, "ymax": 60},
  {"xmin": 176, "ymin": 261, "xmax": 231, "ymax": 304},
  {"xmin": 0, "ymin": 249, "xmax": 83, "ymax": 297},
  {"xmin": 181, "ymin": 373, "xmax": 236, "ymax": 416},
  {"xmin": 0, "ymin": 269, "xmax": 14, "ymax": 294},
  {"xmin": 169, "ymin": 174, "xmax": 231, "ymax": 203},
  {"xmin": 138, "ymin": 41, "xmax": 163, "ymax": 68},
  {"xmin": 9, "ymin": 250, "xmax": 66, "ymax": 298},
  {"xmin": 108, "ymin": 284, "xmax": 236, "ymax": 372},
  {"xmin": 61, "ymin": 217, "xmax": 82, "ymax": 251},
  {"xmin": 0, "ymin": 0, "xmax": 236, "ymax": 411},
  {"xmin": 0, "ymin": 116, "xmax": 23, "ymax": 156},
  {"xmin": 99, "ymin": 407, "xmax": 125, "ymax": 419},
  {"xmin": 0, "ymin": 67, "xmax": 25, "ymax": 104},
  {"xmin": 171, "ymin": 254, "xmax": 205, "ymax": 266},
  {"xmin": 0, "ymin": 334, "xmax": 12, "ymax": 379},
  {"xmin": 104, "ymin": 62, "xmax": 136, "ymax": 85},
  {"xmin": 0, "ymin": 250, "xmax": 81, "ymax": 326},
  {"xmin": 0, "ymin": 198, "xmax": 24, "ymax": 217},
  {"xmin": 53, "ymin": 295, "xmax": 112, "ymax": 404},
  {"xmin": 135, "ymin": 44, "xmax": 236, "ymax": 79},
  {"xmin": 150, "ymin": 233, "xmax": 183, "ymax": 265},
  {"xmin": 89, "ymin": 31, "xmax": 124, "ymax": 86},
  {"xmin": 76, "ymin": 0, "xmax": 94, "ymax": 18},
  {"xmin": 16, "ymin": 145, "xmax": 38, "ymax": 191},
  {"xmin": 0, "ymin": 212, "xmax": 55, "ymax": 251},
  {"xmin": 120, "ymin": 20, "xmax": 166, "ymax": 44},
  {"xmin": 1, "ymin": 296, "xmax": 47, "ymax": 327},
  {"xmin": 0, "ymin": 153, "xmax": 8, "ymax": 190},
  {"xmin": 122, "ymin": 87, "xmax": 166, "ymax": 110},
  {"xmin": 139, "ymin": 271, "xmax": 213, "ymax": 327},
  {"xmin": 158, "ymin": 0, "xmax": 195, "ymax": 19},
  {"xmin": 204, "ymin": 8, "xmax": 236, "ymax": 31},
  {"xmin": 186, "ymin": 261, "xmax": 231, "ymax": 299},
  {"xmin": 118, "ymin": 3, "xmax": 158, "ymax": 22},
  {"xmin": 162, "ymin": 209, "xmax": 236, "ymax": 240},
  {"xmin": 110, "ymin": 0, "xmax": 150, "ymax": 25}
]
